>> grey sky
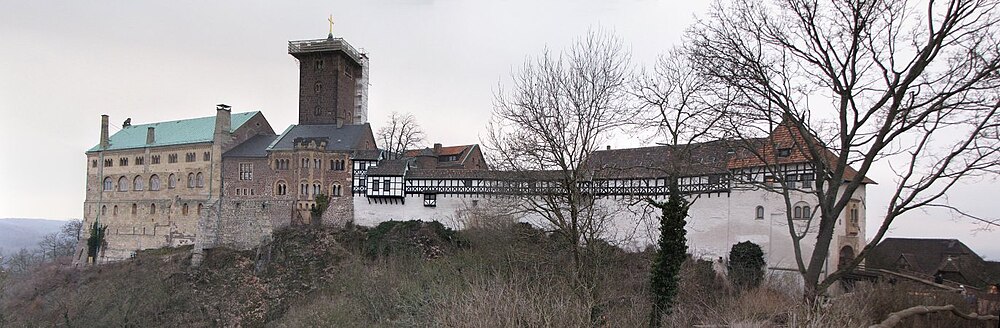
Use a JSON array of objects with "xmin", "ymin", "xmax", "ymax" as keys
[{"xmin": 1, "ymin": 1, "xmax": 996, "ymax": 258}]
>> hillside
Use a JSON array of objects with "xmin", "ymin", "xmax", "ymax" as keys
[
  {"xmin": 0, "ymin": 221, "xmax": 986, "ymax": 327},
  {"xmin": 0, "ymin": 219, "xmax": 68, "ymax": 256}
]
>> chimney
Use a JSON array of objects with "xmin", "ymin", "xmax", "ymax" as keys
[
  {"xmin": 214, "ymin": 104, "xmax": 232, "ymax": 139},
  {"xmin": 146, "ymin": 127, "xmax": 156, "ymax": 145},
  {"xmin": 100, "ymin": 115, "xmax": 110, "ymax": 149},
  {"xmin": 434, "ymin": 143, "xmax": 442, "ymax": 154},
  {"xmin": 606, "ymin": 145, "xmax": 611, "ymax": 150}
]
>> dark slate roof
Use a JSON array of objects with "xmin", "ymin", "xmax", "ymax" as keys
[
  {"xmin": 406, "ymin": 169, "xmax": 564, "ymax": 181},
  {"xmin": 267, "ymin": 123, "xmax": 371, "ymax": 151},
  {"xmin": 223, "ymin": 134, "xmax": 279, "ymax": 158},
  {"xmin": 587, "ymin": 140, "xmax": 734, "ymax": 179},
  {"xmin": 367, "ymin": 159, "xmax": 410, "ymax": 176},
  {"xmin": 88, "ymin": 111, "xmax": 260, "ymax": 152},
  {"xmin": 867, "ymin": 238, "xmax": 1000, "ymax": 287},
  {"xmin": 352, "ymin": 149, "xmax": 383, "ymax": 161}
]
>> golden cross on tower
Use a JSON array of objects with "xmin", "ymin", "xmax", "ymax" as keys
[{"xmin": 327, "ymin": 15, "xmax": 335, "ymax": 37}]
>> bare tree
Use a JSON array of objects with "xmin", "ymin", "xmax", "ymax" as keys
[
  {"xmin": 38, "ymin": 220, "xmax": 81, "ymax": 260},
  {"xmin": 376, "ymin": 112, "xmax": 426, "ymax": 159},
  {"xmin": 632, "ymin": 47, "xmax": 726, "ymax": 146},
  {"xmin": 486, "ymin": 28, "xmax": 634, "ymax": 278},
  {"xmin": 688, "ymin": 0, "xmax": 1000, "ymax": 299}
]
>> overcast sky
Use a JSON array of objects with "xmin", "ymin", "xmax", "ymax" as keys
[{"xmin": 1, "ymin": 1, "xmax": 996, "ymax": 258}]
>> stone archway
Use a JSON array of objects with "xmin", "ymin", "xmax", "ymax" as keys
[{"xmin": 838, "ymin": 245, "xmax": 855, "ymax": 270}]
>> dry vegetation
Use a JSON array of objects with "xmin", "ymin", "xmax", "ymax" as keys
[{"xmin": 0, "ymin": 221, "xmax": 990, "ymax": 327}]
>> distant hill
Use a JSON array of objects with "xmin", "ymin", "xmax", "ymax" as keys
[{"xmin": 0, "ymin": 218, "xmax": 70, "ymax": 256}]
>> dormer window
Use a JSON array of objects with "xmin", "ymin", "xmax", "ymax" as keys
[{"xmin": 777, "ymin": 148, "xmax": 792, "ymax": 157}]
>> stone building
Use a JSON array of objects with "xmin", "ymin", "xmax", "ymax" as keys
[{"xmin": 77, "ymin": 31, "xmax": 871, "ymax": 280}]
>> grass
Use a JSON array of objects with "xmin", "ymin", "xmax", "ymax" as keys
[{"xmin": 0, "ymin": 221, "xmax": 992, "ymax": 327}]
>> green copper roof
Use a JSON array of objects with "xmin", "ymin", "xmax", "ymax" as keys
[{"xmin": 87, "ymin": 111, "xmax": 260, "ymax": 152}]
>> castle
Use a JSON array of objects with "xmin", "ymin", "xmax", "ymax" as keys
[{"xmin": 77, "ymin": 33, "xmax": 869, "ymax": 277}]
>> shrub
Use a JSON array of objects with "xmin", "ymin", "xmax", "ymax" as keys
[{"xmin": 728, "ymin": 241, "xmax": 765, "ymax": 290}]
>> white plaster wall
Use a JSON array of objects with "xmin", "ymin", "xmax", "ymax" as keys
[{"xmin": 352, "ymin": 183, "xmax": 868, "ymax": 280}]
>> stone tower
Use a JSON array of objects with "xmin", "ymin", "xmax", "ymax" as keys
[{"xmin": 288, "ymin": 34, "xmax": 367, "ymax": 125}]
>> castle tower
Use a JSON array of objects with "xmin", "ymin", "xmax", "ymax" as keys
[{"xmin": 288, "ymin": 31, "xmax": 367, "ymax": 126}]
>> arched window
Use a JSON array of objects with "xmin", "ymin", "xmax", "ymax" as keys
[
  {"xmin": 314, "ymin": 106, "xmax": 322, "ymax": 116},
  {"xmin": 793, "ymin": 206, "xmax": 802, "ymax": 219},
  {"xmin": 103, "ymin": 177, "xmax": 113, "ymax": 191},
  {"xmin": 131, "ymin": 203, "xmax": 137, "ymax": 215},
  {"xmin": 113, "ymin": 205, "xmax": 119, "ymax": 216},
  {"xmin": 187, "ymin": 173, "xmax": 195, "ymax": 188},
  {"xmin": 793, "ymin": 202, "xmax": 810, "ymax": 219},
  {"xmin": 149, "ymin": 175, "xmax": 160, "ymax": 191},
  {"xmin": 275, "ymin": 180, "xmax": 287, "ymax": 196},
  {"xmin": 182, "ymin": 203, "xmax": 189, "ymax": 216},
  {"xmin": 313, "ymin": 181, "xmax": 322, "ymax": 196},
  {"xmin": 314, "ymin": 81, "xmax": 322, "ymax": 93},
  {"xmin": 168, "ymin": 173, "xmax": 176, "ymax": 189},
  {"xmin": 755, "ymin": 206, "xmax": 764, "ymax": 220},
  {"xmin": 101, "ymin": 205, "xmax": 107, "ymax": 215},
  {"xmin": 331, "ymin": 183, "xmax": 342, "ymax": 197},
  {"xmin": 803, "ymin": 205, "xmax": 811, "ymax": 219},
  {"xmin": 133, "ymin": 176, "xmax": 144, "ymax": 191},
  {"xmin": 150, "ymin": 203, "xmax": 156, "ymax": 214},
  {"xmin": 118, "ymin": 176, "xmax": 129, "ymax": 191},
  {"xmin": 196, "ymin": 172, "xmax": 204, "ymax": 188},
  {"xmin": 197, "ymin": 203, "xmax": 203, "ymax": 215},
  {"xmin": 300, "ymin": 181, "xmax": 309, "ymax": 196}
]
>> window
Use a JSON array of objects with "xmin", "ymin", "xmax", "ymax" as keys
[
  {"xmin": 359, "ymin": 162, "xmax": 367, "ymax": 170},
  {"xmin": 118, "ymin": 176, "xmax": 129, "ymax": 191},
  {"xmin": 133, "ymin": 176, "xmax": 144, "ymax": 191},
  {"xmin": 136, "ymin": 156, "xmax": 144, "ymax": 165},
  {"xmin": 755, "ymin": 206, "xmax": 764, "ymax": 220},
  {"xmin": 383, "ymin": 179, "xmax": 390, "ymax": 191},
  {"xmin": 315, "ymin": 81, "xmax": 323, "ymax": 94},
  {"xmin": 150, "ymin": 203, "xmax": 156, "ymax": 214},
  {"xmin": 276, "ymin": 181, "xmax": 287, "ymax": 196},
  {"xmin": 239, "ymin": 163, "xmax": 253, "ymax": 180},
  {"xmin": 314, "ymin": 106, "xmax": 322, "ymax": 116},
  {"xmin": 371, "ymin": 179, "xmax": 380, "ymax": 192},
  {"xmin": 168, "ymin": 153, "xmax": 178, "ymax": 163},
  {"xmin": 119, "ymin": 157, "xmax": 128, "ymax": 166},
  {"xmin": 315, "ymin": 59, "xmax": 324, "ymax": 71},
  {"xmin": 131, "ymin": 203, "xmax": 137, "ymax": 215},
  {"xmin": 331, "ymin": 183, "xmax": 342, "ymax": 197},
  {"xmin": 785, "ymin": 175, "xmax": 797, "ymax": 189},
  {"xmin": 801, "ymin": 173, "xmax": 814, "ymax": 189},
  {"xmin": 314, "ymin": 159, "xmax": 322, "ymax": 170},
  {"xmin": 101, "ymin": 205, "xmax": 107, "ymax": 215},
  {"xmin": 331, "ymin": 159, "xmax": 345, "ymax": 171},
  {"xmin": 313, "ymin": 182, "xmax": 322, "ymax": 196},
  {"xmin": 187, "ymin": 173, "xmax": 195, "ymax": 188},
  {"xmin": 103, "ymin": 177, "xmax": 113, "ymax": 191},
  {"xmin": 113, "ymin": 205, "xmax": 118, "ymax": 216},
  {"xmin": 151, "ymin": 155, "xmax": 160, "ymax": 164},
  {"xmin": 182, "ymin": 203, "xmax": 189, "ymax": 216},
  {"xmin": 196, "ymin": 172, "xmax": 204, "ymax": 188},
  {"xmin": 803, "ymin": 206, "xmax": 811, "ymax": 219},
  {"xmin": 197, "ymin": 203, "xmax": 203, "ymax": 215},
  {"xmin": 300, "ymin": 182, "xmax": 309, "ymax": 195},
  {"xmin": 91, "ymin": 160, "xmax": 97, "ymax": 168},
  {"xmin": 777, "ymin": 148, "xmax": 792, "ymax": 157},
  {"xmin": 168, "ymin": 173, "xmax": 176, "ymax": 189},
  {"xmin": 423, "ymin": 194, "xmax": 437, "ymax": 207},
  {"xmin": 185, "ymin": 152, "xmax": 196, "ymax": 162},
  {"xmin": 794, "ymin": 206, "xmax": 802, "ymax": 219},
  {"xmin": 203, "ymin": 152, "xmax": 210, "ymax": 161},
  {"xmin": 149, "ymin": 175, "xmax": 160, "ymax": 191},
  {"xmin": 104, "ymin": 159, "xmax": 113, "ymax": 167}
]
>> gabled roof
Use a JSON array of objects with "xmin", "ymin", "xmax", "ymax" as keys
[
  {"xmin": 403, "ymin": 144, "xmax": 482, "ymax": 169},
  {"xmin": 867, "ymin": 238, "xmax": 999, "ymax": 287},
  {"xmin": 87, "ymin": 111, "xmax": 260, "ymax": 152},
  {"xmin": 352, "ymin": 149, "xmax": 383, "ymax": 161},
  {"xmin": 223, "ymin": 134, "xmax": 279, "ymax": 158},
  {"xmin": 267, "ymin": 123, "xmax": 372, "ymax": 152}
]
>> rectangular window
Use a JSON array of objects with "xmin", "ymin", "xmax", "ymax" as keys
[
  {"xmin": 239, "ymin": 163, "xmax": 253, "ymax": 181},
  {"xmin": 383, "ymin": 179, "xmax": 390, "ymax": 191},
  {"xmin": 371, "ymin": 179, "xmax": 380, "ymax": 192},
  {"xmin": 777, "ymin": 148, "xmax": 792, "ymax": 157},
  {"xmin": 91, "ymin": 160, "xmax": 97, "ymax": 168},
  {"xmin": 423, "ymin": 194, "xmax": 437, "ymax": 207}
]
